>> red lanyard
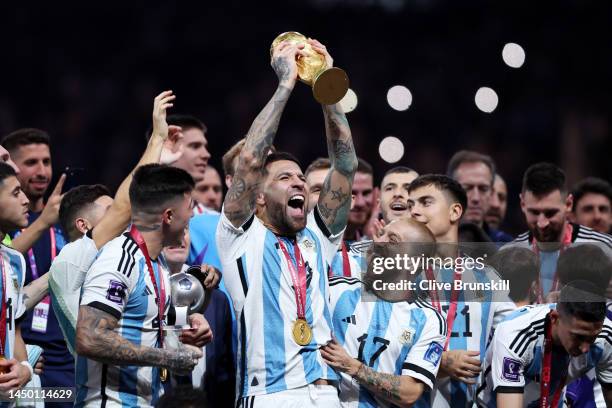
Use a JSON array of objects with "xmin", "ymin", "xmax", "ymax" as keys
[
  {"xmin": 26, "ymin": 228, "xmax": 57, "ymax": 280},
  {"xmin": 425, "ymin": 266, "xmax": 463, "ymax": 350},
  {"xmin": 129, "ymin": 225, "xmax": 166, "ymax": 344},
  {"xmin": 341, "ymin": 241, "xmax": 351, "ymax": 277},
  {"xmin": 277, "ymin": 237, "xmax": 307, "ymax": 321},
  {"xmin": 0, "ymin": 255, "xmax": 7, "ymax": 355},
  {"xmin": 540, "ymin": 312, "xmax": 567, "ymax": 408},
  {"xmin": 532, "ymin": 223, "xmax": 573, "ymax": 303}
]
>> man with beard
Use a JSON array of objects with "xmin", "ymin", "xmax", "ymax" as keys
[
  {"xmin": 217, "ymin": 39, "xmax": 357, "ymax": 407},
  {"xmin": 1, "ymin": 128, "xmax": 72, "ymax": 401},
  {"xmin": 570, "ymin": 177, "xmax": 612, "ymax": 234},
  {"xmin": 503, "ymin": 163, "xmax": 612, "ymax": 301},
  {"xmin": 192, "ymin": 166, "xmax": 223, "ymax": 213},
  {"xmin": 345, "ymin": 159, "xmax": 374, "ymax": 242}
]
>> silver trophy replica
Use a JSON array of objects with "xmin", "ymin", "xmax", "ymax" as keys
[{"xmin": 167, "ymin": 266, "xmax": 206, "ymax": 330}]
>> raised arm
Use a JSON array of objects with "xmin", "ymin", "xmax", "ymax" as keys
[
  {"xmin": 92, "ymin": 91, "xmax": 176, "ymax": 249},
  {"xmin": 76, "ymin": 305, "xmax": 200, "ymax": 374},
  {"xmin": 309, "ymin": 40, "xmax": 358, "ymax": 236},
  {"xmin": 223, "ymin": 41, "xmax": 303, "ymax": 228}
]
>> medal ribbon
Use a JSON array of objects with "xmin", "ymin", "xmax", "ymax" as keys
[
  {"xmin": 540, "ymin": 312, "xmax": 567, "ymax": 408},
  {"xmin": 277, "ymin": 237, "xmax": 307, "ymax": 321},
  {"xmin": 129, "ymin": 225, "xmax": 166, "ymax": 345},
  {"xmin": 0, "ymin": 256, "xmax": 7, "ymax": 356},
  {"xmin": 341, "ymin": 241, "xmax": 351, "ymax": 277},
  {"xmin": 425, "ymin": 266, "xmax": 463, "ymax": 350},
  {"xmin": 532, "ymin": 223, "xmax": 573, "ymax": 303}
]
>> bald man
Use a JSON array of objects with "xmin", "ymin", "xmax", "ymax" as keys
[{"xmin": 322, "ymin": 218, "xmax": 447, "ymax": 407}]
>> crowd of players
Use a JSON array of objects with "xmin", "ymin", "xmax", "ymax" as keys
[{"xmin": 0, "ymin": 39, "xmax": 610, "ymax": 408}]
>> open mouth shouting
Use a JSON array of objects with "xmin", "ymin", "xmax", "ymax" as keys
[{"xmin": 287, "ymin": 193, "xmax": 306, "ymax": 219}]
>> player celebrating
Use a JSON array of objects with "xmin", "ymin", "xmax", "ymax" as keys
[
  {"xmin": 476, "ymin": 281, "xmax": 612, "ymax": 407},
  {"xmin": 75, "ymin": 164, "xmax": 212, "ymax": 407},
  {"xmin": 0, "ymin": 163, "xmax": 33, "ymax": 395},
  {"xmin": 216, "ymin": 38, "xmax": 357, "ymax": 407},
  {"xmin": 322, "ymin": 218, "xmax": 446, "ymax": 408},
  {"xmin": 407, "ymin": 174, "xmax": 515, "ymax": 407}
]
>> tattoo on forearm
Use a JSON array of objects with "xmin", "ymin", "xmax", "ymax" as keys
[
  {"xmin": 330, "ymin": 187, "xmax": 349, "ymax": 203},
  {"xmin": 272, "ymin": 58, "xmax": 291, "ymax": 82},
  {"xmin": 76, "ymin": 306, "xmax": 196, "ymax": 372},
  {"xmin": 224, "ymin": 85, "xmax": 292, "ymax": 226},
  {"xmin": 355, "ymin": 363, "xmax": 402, "ymax": 402}
]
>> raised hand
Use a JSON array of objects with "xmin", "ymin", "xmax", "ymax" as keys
[
  {"xmin": 308, "ymin": 38, "xmax": 334, "ymax": 68},
  {"xmin": 160, "ymin": 125, "xmax": 184, "ymax": 165},
  {"xmin": 39, "ymin": 173, "xmax": 66, "ymax": 228},
  {"xmin": 152, "ymin": 90, "xmax": 176, "ymax": 140},
  {"xmin": 271, "ymin": 41, "xmax": 305, "ymax": 87}
]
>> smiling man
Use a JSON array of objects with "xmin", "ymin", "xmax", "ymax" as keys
[
  {"xmin": 380, "ymin": 166, "xmax": 419, "ymax": 223},
  {"xmin": 504, "ymin": 163, "xmax": 612, "ymax": 300}
]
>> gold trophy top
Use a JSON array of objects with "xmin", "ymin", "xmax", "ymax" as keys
[{"xmin": 270, "ymin": 31, "xmax": 327, "ymax": 85}]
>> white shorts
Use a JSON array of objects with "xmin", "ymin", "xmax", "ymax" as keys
[{"xmin": 240, "ymin": 384, "xmax": 340, "ymax": 408}]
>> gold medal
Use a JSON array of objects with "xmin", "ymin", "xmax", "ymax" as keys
[
  {"xmin": 160, "ymin": 367, "xmax": 168, "ymax": 382},
  {"xmin": 292, "ymin": 319, "xmax": 313, "ymax": 346}
]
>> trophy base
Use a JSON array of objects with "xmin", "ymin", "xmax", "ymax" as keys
[{"xmin": 312, "ymin": 67, "xmax": 349, "ymax": 105}]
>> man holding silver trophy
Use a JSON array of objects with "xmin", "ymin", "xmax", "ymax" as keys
[
  {"xmin": 74, "ymin": 164, "xmax": 213, "ymax": 407},
  {"xmin": 216, "ymin": 34, "xmax": 357, "ymax": 407}
]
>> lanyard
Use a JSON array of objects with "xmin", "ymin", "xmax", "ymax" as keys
[
  {"xmin": 0, "ymin": 255, "xmax": 7, "ymax": 355},
  {"xmin": 277, "ymin": 237, "xmax": 307, "ymax": 321},
  {"xmin": 341, "ymin": 241, "xmax": 351, "ymax": 277},
  {"xmin": 129, "ymin": 225, "xmax": 166, "ymax": 345},
  {"xmin": 26, "ymin": 228, "xmax": 57, "ymax": 280},
  {"xmin": 532, "ymin": 223, "xmax": 573, "ymax": 303},
  {"xmin": 425, "ymin": 266, "xmax": 463, "ymax": 350},
  {"xmin": 540, "ymin": 312, "xmax": 567, "ymax": 408}
]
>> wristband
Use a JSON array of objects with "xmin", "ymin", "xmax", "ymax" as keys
[{"xmin": 20, "ymin": 361, "xmax": 33, "ymax": 379}]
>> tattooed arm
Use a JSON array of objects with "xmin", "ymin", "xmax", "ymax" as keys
[
  {"xmin": 321, "ymin": 340, "xmax": 425, "ymax": 407},
  {"xmin": 22, "ymin": 273, "xmax": 49, "ymax": 310},
  {"xmin": 75, "ymin": 305, "xmax": 201, "ymax": 374},
  {"xmin": 308, "ymin": 40, "xmax": 358, "ymax": 236},
  {"xmin": 223, "ymin": 41, "xmax": 303, "ymax": 228}
]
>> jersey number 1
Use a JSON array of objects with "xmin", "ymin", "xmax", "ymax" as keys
[{"xmin": 442, "ymin": 304, "xmax": 472, "ymax": 337}]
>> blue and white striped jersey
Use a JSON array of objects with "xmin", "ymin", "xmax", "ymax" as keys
[
  {"xmin": 216, "ymin": 209, "xmax": 343, "ymax": 399},
  {"xmin": 329, "ymin": 276, "xmax": 447, "ymax": 408},
  {"xmin": 421, "ymin": 266, "xmax": 516, "ymax": 408},
  {"xmin": 76, "ymin": 233, "xmax": 171, "ymax": 408},
  {"xmin": 502, "ymin": 223, "xmax": 612, "ymax": 298},
  {"xmin": 0, "ymin": 244, "xmax": 26, "ymax": 360},
  {"xmin": 328, "ymin": 241, "xmax": 366, "ymax": 279},
  {"xmin": 475, "ymin": 304, "xmax": 612, "ymax": 408}
]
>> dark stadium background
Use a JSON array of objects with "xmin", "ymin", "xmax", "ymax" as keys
[{"xmin": 1, "ymin": 0, "xmax": 610, "ymax": 234}]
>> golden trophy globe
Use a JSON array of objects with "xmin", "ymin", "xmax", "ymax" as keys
[{"xmin": 270, "ymin": 32, "xmax": 349, "ymax": 105}]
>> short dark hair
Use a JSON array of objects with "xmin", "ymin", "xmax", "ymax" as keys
[
  {"xmin": 59, "ymin": 184, "xmax": 112, "ymax": 242},
  {"xmin": 0, "ymin": 162, "xmax": 17, "ymax": 185},
  {"xmin": 129, "ymin": 164, "xmax": 195, "ymax": 214},
  {"xmin": 305, "ymin": 158, "xmax": 331, "ymax": 177},
  {"xmin": 488, "ymin": 247, "xmax": 539, "ymax": 303},
  {"xmin": 263, "ymin": 151, "xmax": 302, "ymax": 172},
  {"xmin": 145, "ymin": 114, "xmax": 207, "ymax": 141},
  {"xmin": 571, "ymin": 177, "xmax": 612, "ymax": 211},
  {"xmin": 522, "ymin": 162, "xmax": 567, "ymax": 196},
  {"xmin": 382, "ymin": 166, "xmax": 416, "ymax": 180},
  {"xmin": 557, "ymin": 244, "xmax": 612, "ymax": 293},
  {"xmin": 447, "ymin": 150, "xmax": 495, "ymax": 185},
  {"xmin": 408, "ymin": 174, "xmax": 468, "ymax": 217},
  {"xmin": 357, "ymin": 157, "xmax": 373, "ymax": 176},
  {"xmin": 557, "ymin": 280, "xmax": 606, "ymax": 323},
  {"xmin": 1, "ymin": 128, "xmax": 50, "ymax": 154}
]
